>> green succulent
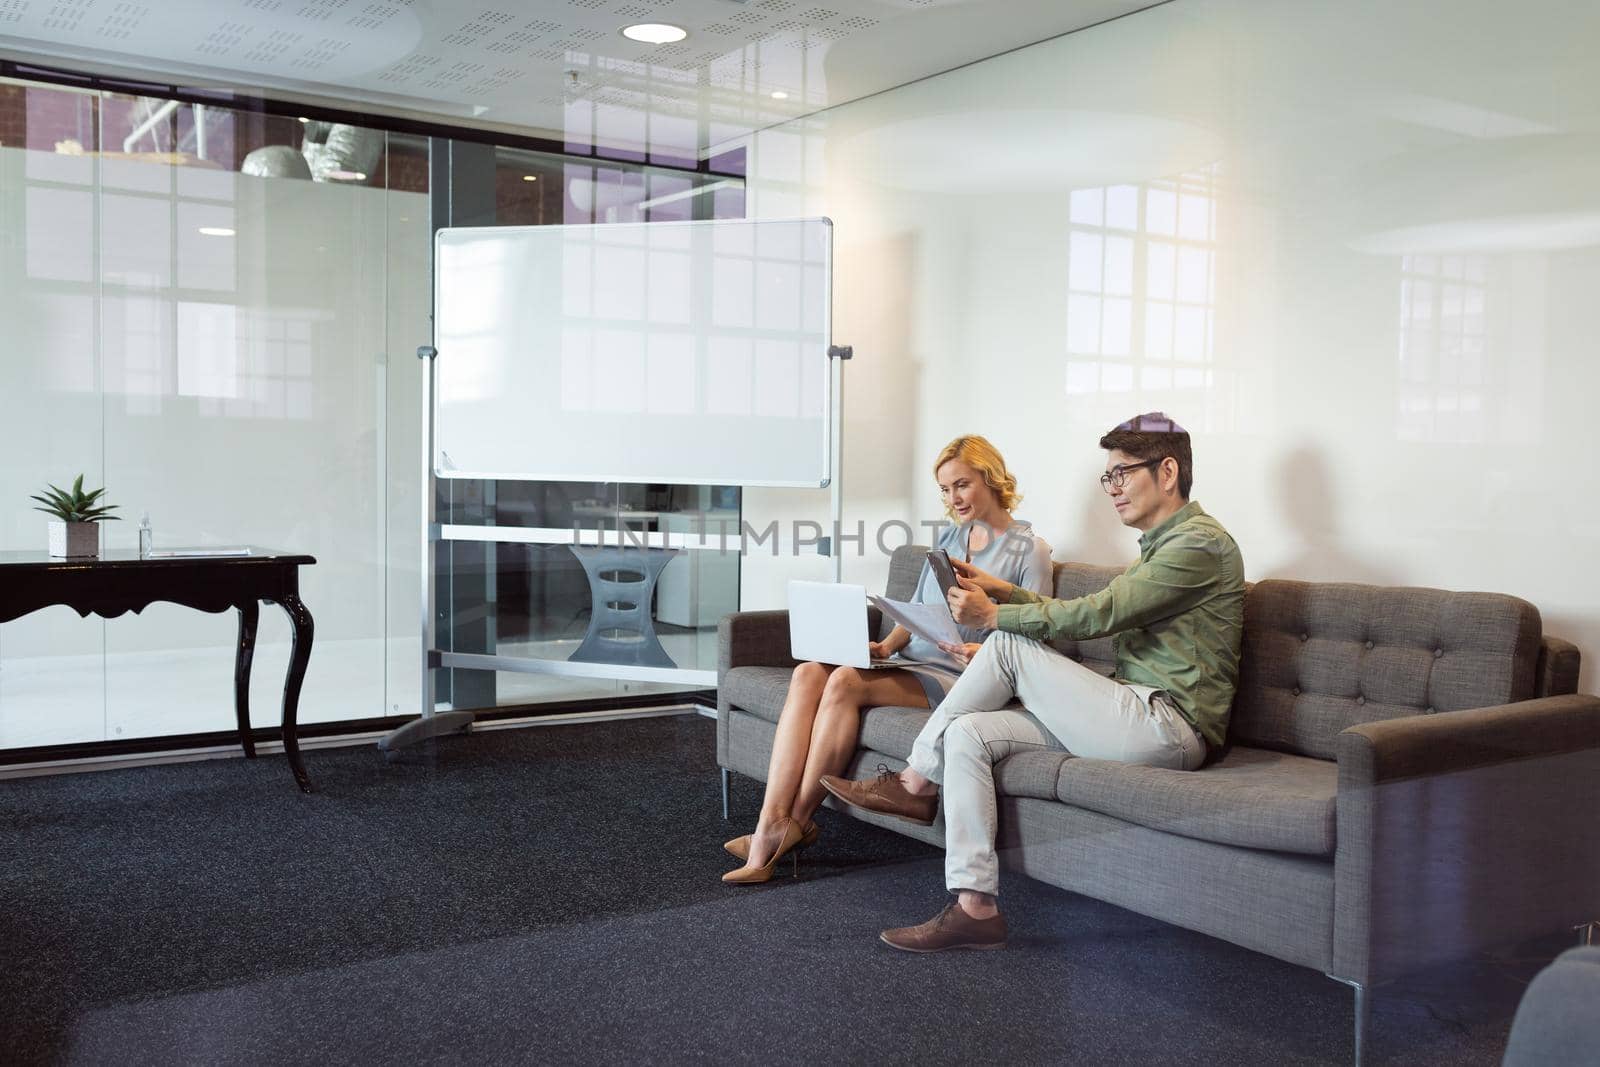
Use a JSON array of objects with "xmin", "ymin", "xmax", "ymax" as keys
[{"xmin": 30, "ymin": 474, "xmax": 121, "ymax": 523}]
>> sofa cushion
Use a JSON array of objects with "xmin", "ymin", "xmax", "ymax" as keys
[
  {"xmin": 858, "ymin": 707, "xmax": 1071, "ymax": 799},
  {"xmin": 995, "ymin": 751, "xmax": 1075, "ymax": 801},
  {"xmin": 1054, "ymin": 745, "xmax": 1339, "ymax": 856},
  {"xmin": 720, "ymin": 666, "xmax": 794, "ymax": 725},
  {"xmin": 1234, "ymin": 580, "xmax": 1542, "ymax": 760},
  {"xmin": 858, "ymin": 706, "xmax": 930, "ymax": 761},
  {"xmin": 721, "ymin": 670, "xmax": 1071, "ymax": 804}
]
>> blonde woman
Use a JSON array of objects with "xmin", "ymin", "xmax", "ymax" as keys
[{"xmin": 723, "ymin": 435, "xmax": 1054, "ymax": 883}]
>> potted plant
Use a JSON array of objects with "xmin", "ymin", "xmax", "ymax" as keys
[{"xmin": 31, "ymin": 474, "xmax": 120, "ymax": 558}]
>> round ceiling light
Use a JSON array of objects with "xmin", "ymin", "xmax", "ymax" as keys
[
  {"xmin": 771, "ymin": 90, "xmax": 789, "ymax": 100},
  {"xmin": 621, "ymin": 23, "xmax": 687, "ymax": 44}
]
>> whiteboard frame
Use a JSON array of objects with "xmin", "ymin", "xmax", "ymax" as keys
[{"xmin": 430, "ymin": 215, "xmax": 835, "ymax": 489}]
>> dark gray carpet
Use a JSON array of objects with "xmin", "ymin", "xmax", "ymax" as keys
[{"xmin": 0, "ymin": 714, "xmax": 1552, "ymax": 1065}]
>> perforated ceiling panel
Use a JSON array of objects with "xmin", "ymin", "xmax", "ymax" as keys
[{"xmin": 0, "ymin": 0, "xmax": 1159, "ymax": 156}]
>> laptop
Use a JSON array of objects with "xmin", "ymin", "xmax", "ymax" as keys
[{"xmin": 788, "ymin": 580, "xmax": 884, "ymax": 669}]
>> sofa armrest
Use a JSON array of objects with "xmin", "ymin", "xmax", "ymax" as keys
[
  {"xmin": 1332, "ymin": 694, "xmax": 1600, "ymax": 986},
  {"xmin": 1338, "ymin": 694, "xmax": 1600, "ymax": 783},
  {"xmin": 718, "ymin": 610, "xmax": 798, "ymax": 677},
  {"xmin": 717, "ymin": 610, "xmax": 795, "ymax": 772},
  {"xmin": 1537, "ymin": 635, "xmax": 1582, "ymax": 697},
  {"xmin": 716, "ymin": 607, "xmax": 886, "ymax": 675}
]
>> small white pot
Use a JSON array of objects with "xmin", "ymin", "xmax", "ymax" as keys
[{"xmin": 47, "ymin": 520, "xmax": 100, "ymax": 558}]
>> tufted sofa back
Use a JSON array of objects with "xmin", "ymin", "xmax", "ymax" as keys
[
  {"xmin": 883, "ymin": 546, "xmax": 1547, "ymax": 762},
  {"xmin": 1044, "ymin": 562, "xmax": 1124, "ymax": 677},
  {"xmin": 882, "ymin": 545, "xmax": 931, "ymax": 635},
  {"xmin": 1231, "ymin": 580, "xmax": 1542, "ymax": 759}
]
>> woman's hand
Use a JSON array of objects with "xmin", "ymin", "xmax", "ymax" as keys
[
  {"xmin": 938, "ymin": 640, "xmax": 984, "ymax": 665},
  {"xmin": 870, "ymin": 626, "xmax": 911, "ymax": 662},
  {"xmin": 950, "ymin": 558, "xmax": 1011, "ymax": 601}
]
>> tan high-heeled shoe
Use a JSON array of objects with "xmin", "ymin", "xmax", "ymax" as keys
[
  {"xmin": 722, "ymin": 821, "xmax": 820, "ymax": 863},
  {"xmin": 722, "ymin": 817, "xmax": 804, "ymax": 884}
]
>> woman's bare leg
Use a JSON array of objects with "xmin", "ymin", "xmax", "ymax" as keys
[
  {"xmin": 756, "ymin": 661, "xmax": 833, "ymax": 823},
  {"xmin": 732, "ymin": 662, "xmax": 832, "ymax": 873},
  {"xmin": 789, "ymin": 667, "xmax": 929, "ymax": 829}
]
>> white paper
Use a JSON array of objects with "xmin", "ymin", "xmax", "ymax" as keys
[{"xmin": 869, "ymin": 594, "xmax": 962, "ymax": 650}]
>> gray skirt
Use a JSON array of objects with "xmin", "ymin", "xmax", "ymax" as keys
[{"xmin": 883, "ymin": 656, "xmax": 962, "ymax": 710}]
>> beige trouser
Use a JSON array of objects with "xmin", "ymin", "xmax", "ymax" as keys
[{"xmin": 906, "ymin": 631, "xmax": 1206, "ymax": 896}]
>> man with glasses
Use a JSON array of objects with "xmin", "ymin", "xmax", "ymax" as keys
[{"xmin": 821, "ymin": 412, "xmax": 1244, "ymax": 952}]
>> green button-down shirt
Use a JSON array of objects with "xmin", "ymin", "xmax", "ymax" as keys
[{"xmin": 993, "ymin": 501, "xmax": 1244, "ymax": 748}]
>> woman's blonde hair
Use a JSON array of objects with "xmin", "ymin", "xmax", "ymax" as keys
[{"xmin": 932, "ymin": 434, "xmax": 1023, "ymax": 517}]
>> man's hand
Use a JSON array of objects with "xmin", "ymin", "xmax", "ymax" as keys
[
  {"xmin": 951, "ymin": 558, "xmax": 1013, "ymax": 602},
  {"xmin": 937, "ymin": 640, "xmax": 984, "ymax": 665},
  {"xmin": 868, "ymin": 640, "xmax": 892, "ymax": 661},
  {"xmin": 948, "ymin": 574, "xmax": 999, "ymax": 629}
]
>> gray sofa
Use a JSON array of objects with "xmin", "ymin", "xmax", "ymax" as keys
[{"xmin": 716, "ymin": 545, "xmax": 1600, "ymax": 1062}]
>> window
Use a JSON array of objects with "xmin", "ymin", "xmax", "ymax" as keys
[
  {"xmin": 1064, "ymin": 165, "xmax": 1219, "ymax": 398},
  {"xmin": 1398, "ymin": 254, "xmax": 1489, "ymax": 442}
]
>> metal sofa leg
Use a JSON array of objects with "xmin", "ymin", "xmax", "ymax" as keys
[
  {"xmin": 1575, "ymin": 920, "xmax": 1599, "ymax": 946},
  {"xmin": 1326, "ymin": 975, "xmax": 1369, "ymax": 1066},
  {"xmin": 721, "ymin": 767, "xmax": 730, "ymax": 820}
]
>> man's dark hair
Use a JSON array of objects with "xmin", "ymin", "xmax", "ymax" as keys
[{"xmin": 1099, "ymin": 411, "xmax": 1193, "ymax": 499}]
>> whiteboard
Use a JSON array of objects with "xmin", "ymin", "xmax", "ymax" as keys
[{"xmin": 433, "ymin": 217, "xmax": 833, "ymax": 487}]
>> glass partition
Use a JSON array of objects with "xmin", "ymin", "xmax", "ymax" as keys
[
  {"xmin": 0, "ymin": 75, "xmax": 429, "ymax": 748},
  {"xmin": 0, "ymin": 74, "xmax": 742, "ymax": 749}
]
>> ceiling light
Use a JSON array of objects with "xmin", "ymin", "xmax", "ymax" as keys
[
  {"xmin": 621, "ymin": 23, "xmax": 687, "ymax": 44},
  {"xmin": 771, "ymin": 91, "xmax": 789, "ymax": 100},
  {"xmin": 522, "ymin": 175, "xmax": 538, "ymax": 182},
  {"xmin": 297, "ymin": 116, "xmax": 310, "ymax": 124},
  {"xmin": 325, "ymin": 169, "xmax": 367, "ymax": 182},
  {"xmin": 197, "ymin": 227, "xmax": 235, "ymax": 237}
]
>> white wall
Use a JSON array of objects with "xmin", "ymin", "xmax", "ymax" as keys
[
  {"xmin": 737, "ymin": 0, "xmax": 1600, "ymax": 694},
  {"xmin": 0, "ymin": 145, "xmax": 429, "ymax": 744}
]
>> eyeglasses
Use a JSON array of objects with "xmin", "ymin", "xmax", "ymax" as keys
[{"xmin": 1099, "ymin": 459, "xmax": 1163, "ymax": 493}]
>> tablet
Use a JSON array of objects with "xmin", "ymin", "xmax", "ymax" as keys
[{"xmin": 926, "ymin": 549, "xmax": 960, "ymax": 605}]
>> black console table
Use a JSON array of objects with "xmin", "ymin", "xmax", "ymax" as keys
[{"xmin": 0, "ymin": 549, "xmax": 317, "ymax": 792}]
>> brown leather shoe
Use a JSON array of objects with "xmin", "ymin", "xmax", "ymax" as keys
[
  {"xmin": 880, "ymin": 903, "xmax": 1007, "ymax": 953},
  {"xmin": 819, "ymin": 765, "xmax": 937, "ymax": 826}
]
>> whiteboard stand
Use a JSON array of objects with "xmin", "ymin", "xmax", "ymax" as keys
[
  {"xmin": 379, "ymin": 217, "xmax": 839, "ymax": 760},
  {"xmin": 381, "ymin": 342, "xmax": 848, "ymax": 762},
  {"xmin": 377, "ymin": 345, "xmax": 475, "ymax": 760},
  {"xmin": 824, "ymin": 344, "xmax": 852, "ymax": 584},
  {"xmin": 720, "ymin": 341, "xmax": 848, "ymax": 816}
]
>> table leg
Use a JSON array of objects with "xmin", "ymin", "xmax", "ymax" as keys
[
  {"xmin": 278, "ymin": 593, "xmax": 316, "ymax": 793},
  {"xmin": 234, "ymin": 600, "xmax": 260, "ymax": 758}
]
